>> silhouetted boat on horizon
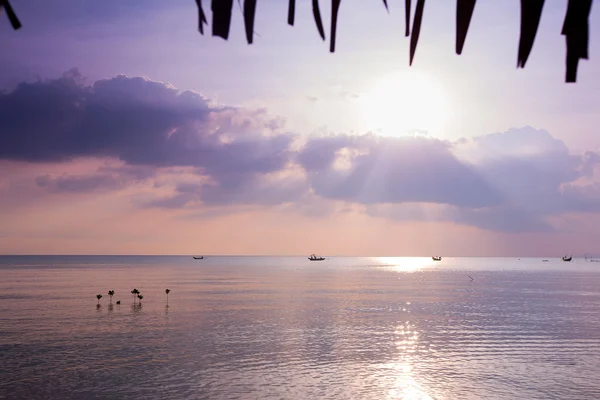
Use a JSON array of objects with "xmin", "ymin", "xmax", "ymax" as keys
[
  {"xmin": 308, "ymin": 254, "xmax": 325, "ymax": 261},
  {"xmin": 193, "ymin": 256, "xmax": 204, "ymax": 260},
  {"xmin": 432, "ymin": 256, "xmax": 442, "ymax": 261},
  {"xmin": 562, "ymin": 255, "xmax": 572, "ymax": 262}
]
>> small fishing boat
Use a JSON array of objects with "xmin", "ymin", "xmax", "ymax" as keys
[
  {"xmin": 308, "ymin": 254, "xmax": 325, "ymax": 261},
  {"xmin": 562, "ymin": 255, "xmax": 572, "ymax": 262},
  {"xmin": 193, "ymin": 256, "xmax": 204, "ymax": 260},
  {"xmin": 432, "ymin": 256, "xmax": 442, "ymax": 261}
]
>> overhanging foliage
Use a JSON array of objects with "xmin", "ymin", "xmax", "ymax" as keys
[{"xmin": 1, "ymin": 0, "xmax": 594, "ymax": 82}]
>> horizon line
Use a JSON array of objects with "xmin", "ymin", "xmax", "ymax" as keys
[{"xmin": 0, "ymin": 254, "xmax": 591, "ymax": 258}]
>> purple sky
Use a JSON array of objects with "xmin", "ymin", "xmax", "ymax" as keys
[{"xmin": 1, "ymin": 1, "xmax": 600, "ymax": 255}]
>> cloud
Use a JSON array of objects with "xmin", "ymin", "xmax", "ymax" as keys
[
  {"xmin": 0, "ymin": 69, "xmax": 291, "ymax": 175},
  {"xmin": 35, "ymin": 173, "xmax": 121, "ymax": 193},
  {"xmin": 1, "ymin": 69, "xmax": 297, "ymax": 207},
  {"xmin": 299, "ymin": 134, "xmax": 501, "ymax": 208},
  {"xmin": 3, "ymin": 71, "xmax": 600, "ymax": 233},
  {"xmin": 362, "ymin": 127, "xmax": 600, "ymax": 232}
]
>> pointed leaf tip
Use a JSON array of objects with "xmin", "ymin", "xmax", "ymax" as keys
[
  {"xmin": 288, "ymin": 0, "xmax": 296, "ymax": 25},
  {"xmin": 405, "ymin": 0, "xmax": 411, "ymax": 37},
  {"xmin": 409, "ymin": 0, "xmax": 425, "ymax": 65},
  {"xmin": 1, "ymin": 0, "xmax": 22, "ymax": 30},
  {"xmin": 211, "ymin": 0, "xmax": 234, "ymax": 40},
  {"xmin": 517, "ymin": 0, "xmax": 545, "ymax": 68},
  {"xmin": 330, "ymin": 0, "xmax": 341, "ymax": 53},
  {"xmin": 243, "ymin": 0, "xmax": 257, "ymax": 44},
  {"xmin": 195, "ymin": 0, "xmax": 208, "ymax": 34},
  {"xmin": 312, "ymin": 0, "xmax": 326, "ymax": 41},
  {"xmin": 456, "ymin": 0, "xmax": 476, "ymax": 55},
  {"xmin": 562, "ymin": 0, "xmax": 592, "ymax": 82}
]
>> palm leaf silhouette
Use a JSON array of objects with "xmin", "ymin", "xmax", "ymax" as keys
[
  {"xmin": 517, "ymin": 0, "xmax": 545, "ymax": 68},
  {"xmin": 212, "ymin": 0, "xmax": 233, "ymax": 40},
  {"xmin": 2, "ymin": 1, "xmax": 596, "ymax": 82},
  {"xmin": 243, "ymin": 0, "xmax": 257, "ymax": 44},
  {"xmin": 456, "ymin": 0, "xmax": 476, "ymax": 55},
  {"xmin": 312, "ymin": 0, "xmax": 326, "ymax": 41},
  {"xmin": 288, "ymin": 0, "xmax": 295, "ymax": 25},
  {"xmin": 0, "ymin": 0, "xmax": 21, "ymax": 30},
  {"xmin": 562, "ymin": 0, "xmax": 592, "ymax": 82},
  {"xmin": 405, "ymin": 0, "xmax": 411, "ymax": 37},
  {"xmin": 409, "ymin": 0, "xmax": 425, "ymax": 66},
  {"xmin": 330, "ymin": 0, "xmax": 341, "ymax": 53},
  {"xmin": 195, "ymin": 0, "xmax": 208, "ymax": 34}
]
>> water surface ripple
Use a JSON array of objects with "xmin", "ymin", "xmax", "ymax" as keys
[{"xmin": 1, "ymin": 256, "xmax": 599, "ymax": 399}]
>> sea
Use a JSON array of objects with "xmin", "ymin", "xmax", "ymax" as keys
[{"xmin": 1, "ymin": 256, "xmax": 599, "ymax": 399}]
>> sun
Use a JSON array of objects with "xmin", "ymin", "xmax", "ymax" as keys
[{"xmin": 360, "ymin": 71, "xmax": 448, "ymax": 138}]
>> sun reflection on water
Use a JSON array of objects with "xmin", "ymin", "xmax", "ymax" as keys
[
  {"xmin": 381, "ymin": 321, "xmax": 433, "ymax": 400},
  {"xmin": 375, "ymin": 257, "xmax": 434, "ymax": 273}
]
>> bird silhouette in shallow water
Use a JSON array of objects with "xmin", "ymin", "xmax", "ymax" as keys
[{"xmin": 116, "ymin": 300, "xmax": 121, "ymax": 305}]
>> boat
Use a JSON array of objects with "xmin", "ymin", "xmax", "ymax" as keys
[
  {"xmin": 193, "ymin": 256, "xmax": 204, "ymax": 260},
  {"xmin": 562, "ymin": 255, "xmax": 572, "ymax": 262},
  {"xmin": 432, "ymin": 256, "xmax": 442, "ymax": 261},
  {"xmin": 308, "ymin": 254, "xmax": 325, "ymax": 261}
]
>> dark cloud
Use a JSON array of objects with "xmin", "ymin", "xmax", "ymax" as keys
[
  {"xmin": 4, "ymin": 72, "xmax": 600, "ymax": 233},
  {"xmin": 35, "ymin": 173, "xmax": 121, "ymax": 193},
  {"xmin": 2, "ymin": 70, "xmax": 296, "ymax": 206},
  {"xmin": 0, "ymin": 69, "xmax": 290, "ymax": 178}
]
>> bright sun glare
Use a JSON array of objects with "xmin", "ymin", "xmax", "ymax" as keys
[{"xmin": 361, "ymin": 71, "xmax": 448, "ymax": 138}]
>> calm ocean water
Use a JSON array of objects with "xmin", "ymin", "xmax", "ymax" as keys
[{"xmin": 1, "ymin": 256, "xmax": 599, "ymax": 399}]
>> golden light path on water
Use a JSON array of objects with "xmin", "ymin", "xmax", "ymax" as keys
[
  {"xmin": 375, "ymin": 256, "xmax": 435, "ymax": 273},
  {"xmin": 371, "ymin": 257, "xmax": 435, "ymax": 399}
]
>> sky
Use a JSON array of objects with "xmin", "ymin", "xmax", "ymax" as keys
[{"xmin": 1, "ymin": 0, "xmax": 600, "ymax": 256}]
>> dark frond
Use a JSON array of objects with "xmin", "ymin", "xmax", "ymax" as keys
[
  {"xmin": 312, "ymin": 0, "xmax": 326, "ymax": 41},
  {"xmin": 456, "ymin": 0, "xmax": 476, "ymax": 55},
  {"xmin": 405, "ymin": 0, "xmax": 411, "ymax": 37},
  {"xmin": 0, "ymin": 0, "xmax": 21, "ymax": 30},
  {"xmin": 562, "ymin": 0, "xmax": 593, "ymax": 83},
  {"xmin": 195, "ymin": 0, "xmax": 208, "ymax": 34},
  {"xmin": 330, "ymin": 0, "xmax": 342, "ymax": 53},
  {"xmin": 212, "ymin": 0, "xmax": 234, "ymax": 40},
  {"xmin": 409, "ymin": 0, "xmax": 425, "ymax": 66},
  {"xmin": 4, "ymin": 0, "xmax": 597, "ymax": 82},
  {"xmin": 517, "ymin": 0, "xmax": 545, "ymax": 68},
  {"xmin": 243, "ymin": 0, "xmax": 257, "ymax": 44},
  {"xmin": 288, "ymin": 0, "xmax": 296, "ymax": 26}
]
